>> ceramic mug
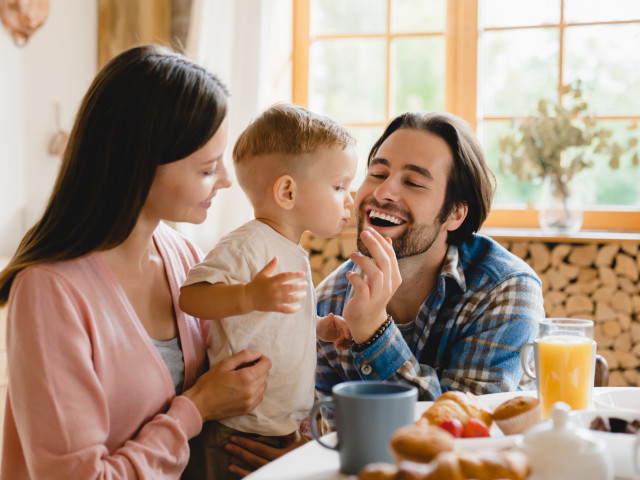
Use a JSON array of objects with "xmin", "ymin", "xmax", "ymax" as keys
[
  {"xmin": 310, "ymin": 380, "xmax": 417, "ymax": 475},
  {"xmin": 521, "ymin": 318, "xmax": 596, "ymax": 418}
]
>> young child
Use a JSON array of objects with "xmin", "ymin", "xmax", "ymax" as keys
[{"xmin": 179, "ymin": 103, "xmax": 358, "ymax": 480}]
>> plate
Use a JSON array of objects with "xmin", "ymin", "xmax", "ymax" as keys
[
  {"xmin": 593, "ymin": 388, "xmax": 640, "ymax": 413},
  {"xmin": 414, "ymin": 390, "xmax": 539, "ymax": 451},
  {"xmin": 569, "ymin": 408, "xmax": 640, "ymax": 479}
]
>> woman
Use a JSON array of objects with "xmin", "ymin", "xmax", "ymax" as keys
[{"xmin": 0, "ymin": 44, "xmax": 271, "ymax": 479}]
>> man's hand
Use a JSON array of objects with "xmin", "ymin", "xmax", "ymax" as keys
[
  {"xmin": 245, "ymin": 256, "xmax": 307, "ymax": 313},
  {"xmin": 224, "ymin": 432, "xmax": 308, "ymax": 478},
  {"xmin": 343, "ymin": 227, "xmax": 402, "ymax": 343}
]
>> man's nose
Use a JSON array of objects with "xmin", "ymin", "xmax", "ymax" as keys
[{"xmin": 374, "ymin": 176, "xmax": 400, "ymax": 203}]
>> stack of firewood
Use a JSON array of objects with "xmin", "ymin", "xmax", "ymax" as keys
[{"xmin": 500, "ymin": 240, "xmax": 640, "ymax": 387}]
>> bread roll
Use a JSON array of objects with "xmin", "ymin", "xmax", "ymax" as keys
[
  {"xmin": 392, "ymin": 450, "xmax": 530, "ymax": 480},
  {"xmin": 421, "ymin": 391, "xmax": 492, "ymax": 428},
  {"xmin": 389, "ymin": 424, "xmax": 455, "ymax": 464}
]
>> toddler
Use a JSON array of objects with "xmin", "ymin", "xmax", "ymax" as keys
[{"xmin": 179, "ymin": 103, "xmax": 358, "ymax": 479}]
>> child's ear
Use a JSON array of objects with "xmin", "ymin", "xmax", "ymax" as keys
[{"xmin": 273, "ymin": 174, "xmax": 297, "ymax": 210}]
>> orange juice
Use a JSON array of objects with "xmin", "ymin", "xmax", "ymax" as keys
[{"xmin": 538, "ymin": 335, "xmax": 594, "ymax": 418}]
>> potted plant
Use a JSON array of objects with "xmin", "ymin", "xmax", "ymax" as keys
[{"xmin": 498, "ymin": 81, "xmax": 638, "ymax": 233}]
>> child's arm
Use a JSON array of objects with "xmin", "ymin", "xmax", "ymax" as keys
[
  {"xmin": 317, "ymin": 313, "xmax": 352, "ymax": 350},
  {"xmin": 179, "ymin": 257, "xmax": 307, "ymax": 320}
]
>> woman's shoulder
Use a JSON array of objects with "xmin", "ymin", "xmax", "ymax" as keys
[{"xmin": 10, "ymin": 255, "xmax": 105, "ymax": 307}]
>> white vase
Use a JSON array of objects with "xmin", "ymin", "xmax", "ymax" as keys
[{"xmin": 538, "ymin": 173, "xmax": 583, "ymax": 233}]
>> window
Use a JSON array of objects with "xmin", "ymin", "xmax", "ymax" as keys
[{"xmin": 293, "ymin": 0, "xmax": 640, "ymax": 231}]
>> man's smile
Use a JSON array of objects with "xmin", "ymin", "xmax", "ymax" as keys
[{"xmin": 365, "ymin": 208, "xmax": 408, "ymax": 229}]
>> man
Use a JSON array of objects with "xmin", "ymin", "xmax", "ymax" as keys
[
  {"xmin": 316, "ymin": 112, "xmax": 544, "ymax": 419},
  {"xmin": 224, "ymin": 111, "xmax": 544, "ymax": 473}
]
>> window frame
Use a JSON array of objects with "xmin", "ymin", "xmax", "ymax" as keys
[{"xmin": 292, "ymin": 0, "xmax": 640, "ymax": 232}]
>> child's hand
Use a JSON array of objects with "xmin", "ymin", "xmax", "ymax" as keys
[
  {"xmin": 317, "ymin": 313, "xmax": 352, "ymax": 350},
  {"xmin": 246, "ymin": 257, "xmax": 307, "ymax": 313}
]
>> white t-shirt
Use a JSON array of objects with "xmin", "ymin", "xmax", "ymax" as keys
[{"xmin": 183, "ymin": 220, "xmax": 317, "ymax": 436}]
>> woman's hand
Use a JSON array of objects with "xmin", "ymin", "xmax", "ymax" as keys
[
  {"xmin": 343, "ymin": 227, "xmax": 402, "ymax": 343},
  {"xmin": 183, "ymin": 350, "xmax": 271, "ymax": 422},
  {"xmin": 224, "ymin": 432, "xmax": 308, "ymax": 478}
]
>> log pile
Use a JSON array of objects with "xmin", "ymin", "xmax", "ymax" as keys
[
  {"xmin": 500, "ymin": 239, "xmax": 640, "ymax": 387},
  {"xmin": 302, "ymin": 231, "xmax": 640, "ymax": 387}
]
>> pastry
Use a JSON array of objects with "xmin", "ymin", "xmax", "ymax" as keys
[
  {"xmin": 492, "ymin": 395, "xmax": 541, "ymax": 435},
  {"xmin": 421, "ymin": 391, "xmax": 493, "ymax": 430},
  {"xmin": 389, "ymin": 424, "xmax": 455, "ymax": 464},
  {"xmin": 392, "ymin": 449, "xmax": 530, "ymax": 480}
]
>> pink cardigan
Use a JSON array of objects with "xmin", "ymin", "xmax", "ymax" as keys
[{"xmin": 1, "ymin": 223, "xmax": 208, "ymax": 479}]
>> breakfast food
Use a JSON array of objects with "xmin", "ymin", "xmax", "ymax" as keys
[
  {"xmin": 421, "ymin": 391, "xmax": 493, "ymax": 437},
  {"xmin": 491, "ymin": 395, "xmax": 542, "ymax": 435},
  {"xmin": 589, "ymin": 415, "xmax": 640, "ymax": 434},
  {"xmin": 358, "ymin": 449, "xmax": 530, "ymax": 480},
  {"xmin": 389, "ymin": 424, "xmax": 455, "ymax": 464}
]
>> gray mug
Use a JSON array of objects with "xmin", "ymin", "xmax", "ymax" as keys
[{"xmin": 310, "ymin": 380, "xmax": 418, "ymax": 475}]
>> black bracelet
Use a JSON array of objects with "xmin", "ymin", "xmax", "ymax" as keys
[{"xmin": 351, "ymin": 315, "xmax": 393, "ymax": 352}]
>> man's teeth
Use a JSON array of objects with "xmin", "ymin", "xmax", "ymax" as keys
[{"xmin": 369, "ymin": 211, "xmax": 402, "ymax": 225}]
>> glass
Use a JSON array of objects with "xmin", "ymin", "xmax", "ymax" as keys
[
  {"xmin": 391, "ymin": 36, "xmax": 445, "ymax": 116},
  {"xmin": 391, "ymin": 0, "xmax": 446, "ymax": 33},
  {"xmin": 538, "ymin": 173, "xmax": 584, "ymax": 233},
  {"xmin": 480, "ymin": 28, "xmax": 559, "ymax": 116},
  {"xmin": 480, "ymin": 0, "xmax": 560, "ymax": 28},
  {"xmin": 309, "ymin": 38, "xmax": 387, "ymax": 123},
  {"xmin": 521, "ymin": 318, "xmax": 596, "ymax": 418},
  {"xmin": 564, "ymin": 0, "xmax": 640, "ymax": 23},
  {"xmin": 564, "ymin": 24, "xmax": 640, "ymax": 115},
  {"xmin": 311, "ymin": 0, "xmax": 387, "ymax": 36}
]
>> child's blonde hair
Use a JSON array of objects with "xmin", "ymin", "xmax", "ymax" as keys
[{"xmin": 233, "ymin": 103, "xmax": 355, "ymax": 201}]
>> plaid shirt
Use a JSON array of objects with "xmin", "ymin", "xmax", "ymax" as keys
[{"xmin": 316, "ymin": 234, "xmax": 544, "ymax": 425}]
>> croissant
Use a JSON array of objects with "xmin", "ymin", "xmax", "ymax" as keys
[
  {"xmin": 359, "ymin": 449, "xmax": 530, "ymax": 480},
  {"xmin": 421, "ymin": 391, "xmax": 493, "ymax": 429}
]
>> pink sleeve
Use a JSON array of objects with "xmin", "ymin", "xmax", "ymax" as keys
[{"xmin": 6, "ymin": 267, "xmax": 202, "ymax": 479}]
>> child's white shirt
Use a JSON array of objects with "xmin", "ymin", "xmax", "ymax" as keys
[{"xmin": 183, "ymin": 219, "xmax": 317, "ymax": 436}]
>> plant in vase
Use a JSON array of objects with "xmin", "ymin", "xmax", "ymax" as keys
[{"xmin": 498, "ymin": 80, "xmax": 639, "ymax": 233}]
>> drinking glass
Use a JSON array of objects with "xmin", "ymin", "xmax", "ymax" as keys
[{"xmin": 521, "ymin": 318, "xmax": 596, "ymax": 418}]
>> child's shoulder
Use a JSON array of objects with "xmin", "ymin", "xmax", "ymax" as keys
[{"xmin": 209, "ymin": 220, "xmax": 278, "ymax": 255}]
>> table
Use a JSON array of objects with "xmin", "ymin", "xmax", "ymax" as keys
[{"xmin": 244, "ymin": 387, "xmax": 631, "ymax": 480}]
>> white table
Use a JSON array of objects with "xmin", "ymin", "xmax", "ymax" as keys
[{"xmin": 244, "ymin": 387, "xmax": 628, "ymax": 480}]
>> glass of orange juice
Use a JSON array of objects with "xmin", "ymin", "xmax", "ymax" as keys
[{"xmin": 521, "ymin": 318, "xmax": 596, "ymax": 418}]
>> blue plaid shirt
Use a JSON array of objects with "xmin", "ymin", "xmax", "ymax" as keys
[{"xmin": 316, "ymin": 234, "xmax": 544, "ymax": 423}]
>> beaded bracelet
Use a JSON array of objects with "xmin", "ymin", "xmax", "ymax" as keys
[{"xmin": 351, "ymin": 315, "xmax": 393, "ymax": 352}]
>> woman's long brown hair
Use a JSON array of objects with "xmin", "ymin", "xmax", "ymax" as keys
[{"xmin": 0, "ymin": 45, "xmax": 229, "ymax": 305}]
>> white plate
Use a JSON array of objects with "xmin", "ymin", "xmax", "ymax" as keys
[
  {"xmin": 570, "ymin": 408, "xmax": 640, "ymax": 479},
  {"xmin": 414, "ymin": 390, "xmax": 539, "ymax": 451},
  {"xmin": 594, "ymin": 388, "xmax": 640, "ymax": 413}
]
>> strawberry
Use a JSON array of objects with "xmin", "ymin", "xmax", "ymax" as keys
[
  {"xmin": 462, "ymin": 418, "xmax": 491, "ymax": 438},
  {"xmin": 438, "ymin": 418, "xmax": 464, "ymax": 438}
]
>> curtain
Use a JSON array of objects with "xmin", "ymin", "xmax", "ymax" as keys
[{"xmin": 178, "ymin": 0, "xmax": 293, "ymax": 252}]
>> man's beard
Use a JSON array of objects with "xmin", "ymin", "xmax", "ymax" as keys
[{"xmin": 356, "ymin": 209, "xmax": 444, "ymax": 259}]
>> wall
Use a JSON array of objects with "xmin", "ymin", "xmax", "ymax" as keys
[{"xmin": 0, "ymin": 0, "xmax": 97, "ymax": 255}]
